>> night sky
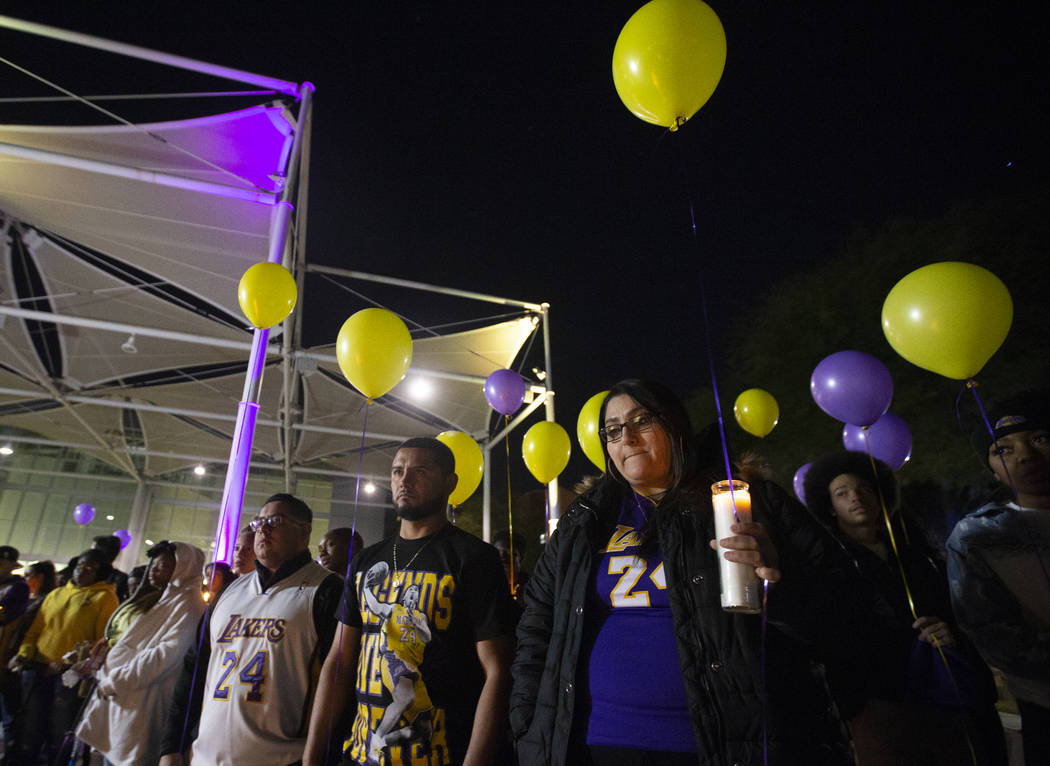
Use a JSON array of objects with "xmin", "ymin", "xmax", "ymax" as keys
[{"xmin": 2, "ymin": 1, "xmax": 1046, "ymax": 490}]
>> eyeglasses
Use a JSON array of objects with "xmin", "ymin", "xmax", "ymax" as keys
[
  {"xmin": 599, "ymin": 412, "xmax": 657, "ymax": 443},
  {"xmin": 249, "ymin": 515, "xmax": 302, "ymax": 531}
]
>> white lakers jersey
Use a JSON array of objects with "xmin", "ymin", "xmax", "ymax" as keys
[{"xmin": 191, "ymin": 560, "xmax": 329, "ymax": 766}]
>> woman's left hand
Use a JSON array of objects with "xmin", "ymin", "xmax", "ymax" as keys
[
  {"xmin": 710, "ymin": 521, "xmax": 782, "ymax": 583},
  {"xmin": 914, "ymin": 616, "xmax": 956, "ymax": 648}
]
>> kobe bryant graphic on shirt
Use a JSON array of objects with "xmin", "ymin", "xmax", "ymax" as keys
[{"xmin": 339, "ymin": 526, "xmax": 514, "ymax": 766}]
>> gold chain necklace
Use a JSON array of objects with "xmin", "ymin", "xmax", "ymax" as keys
[{"xmin": 391, "ymin": 529, "xmax": 442, "ymax": 584}]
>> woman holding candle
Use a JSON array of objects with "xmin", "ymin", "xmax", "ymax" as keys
[
  {"xmin": 511, "ymin": 379, "xmax": 852, "ymax": 766},
  {"xmin": 803, "ymin": 452, "xmax": 1005, "ymax": 765}
]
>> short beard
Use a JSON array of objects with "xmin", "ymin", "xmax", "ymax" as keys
[{"xmin": 397, "ymin": 495, "xmax": 448, "ymax": 522}]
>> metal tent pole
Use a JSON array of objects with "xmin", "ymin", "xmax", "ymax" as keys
[
  {"xmin": 115, "ymin": 479, "xmax": 153, "ymax": 573},
  {"xmin": 482, "ymin": 445, "xmax": 492, "ymax": 542},
  {"xmin": 540, "ymin": 303, "xmax": 560, "ymax": 530},
  {"xmin": 213, "ymin": 83, "xmax": 314, "ymax": 563},
  {"xmin": 0, "ymin": 15, "xmax": 300, "ymax": 96}
]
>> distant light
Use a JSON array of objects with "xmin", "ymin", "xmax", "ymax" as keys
[
  {"xmin": 194, "ymin": 464, "xmax": 206, "ymax": 476},
  {"xmin": 408, "ymin": 377, "xmax": 433, "ymax": 400},
  {"xmin": 531, "ymin": 367, "xmax": 547, "ymax": 381},
  {"xmin": 145, "ymin": 539, "xmax": 154, "ymax": 546},
  {"xmin": 1006, "ymin": 161, "xmax": 1013, "ymax": 167},
  {"xmin": 0, "ymin": 445, "xmax": 12, "ymax": 456},
  {"xmin": 106, "ymin": 515, "xmax": 115, "ymax": 521},
  {"xmin": 364, "ymin": 482, "xmax": 376, "ymax": 495}
]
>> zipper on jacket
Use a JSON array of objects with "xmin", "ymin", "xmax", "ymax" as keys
[{"xmin": 677, "ymin": 513, "xmax": 728, "ymax": 765}]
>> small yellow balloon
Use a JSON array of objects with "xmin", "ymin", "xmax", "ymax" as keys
[
  {"xmin": 436, "ymin": 431, "xmax": 484, "ymax": 507},
  {"xmin": 237, "ymin": 262, "xmax": 297, "ymax": 329},
  {"xmin": 576, "ymin": 390, "xmax": 609, "ymax": 472},
  {"xmin": 733, "ymin": 388, "xmax": 780, "ymax": 438},
  {"xmin": 882, "ymin": 262, "xmax": 1013, "ymax": 380},
  {"xmin": 336, "ymin": 308, "xmax": 413, "ymax": 399},
  {"xmin": 522, "ymin": 421, "xmax": 571, "ymax": 484},
  {"xmin": 612, "ymin": 0, "xmax": 727, "ymax": 129}
]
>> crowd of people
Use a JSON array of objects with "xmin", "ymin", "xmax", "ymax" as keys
[{"xmin": 0, "ymin": 381, "xmax": 1046, "ymax": 766}]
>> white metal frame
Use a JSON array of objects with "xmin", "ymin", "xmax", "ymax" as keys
[{"xmin": 0, "ymin": 14, "xmax": 561, "ymax": 563}]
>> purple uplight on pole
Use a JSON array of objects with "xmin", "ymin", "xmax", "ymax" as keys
[{"xmin": 215, "ymin": 326, "xmax": 269, "ymax": 564}]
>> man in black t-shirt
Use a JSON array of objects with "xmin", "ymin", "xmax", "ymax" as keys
[{"xmin": 304, "ymin": 438, "xmax": 516, "ymax": 766}]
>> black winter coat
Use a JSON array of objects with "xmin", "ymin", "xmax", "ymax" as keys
[{"xmin": 510, "ymin": 478, "xmax": 853, "ymax": 766}]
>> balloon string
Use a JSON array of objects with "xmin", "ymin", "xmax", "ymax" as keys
[
  {"xmin": 761, "ymin": 578, "xmax": 769, "ymax": 766},
  {"xmin": 504, "ymin": 414, "xmax": 515, "ymax": 597},
  {"xmin": 680, "ymin": 190, "xmax": 736, "ymax": 499},
  {"xmin": 672, "ymin": 133, "xmax": 764, "ymax": 760},
  {"xmin": 968, "ymin": 379, "xmax": 1020, "ymax": 498},
  {"xmin": 862, "ymin": 439, "xmax": 919, "ymax": 621},
  {"xmin": 864, "ymin": 424, "xmax": 979, "ymax": 763},
  {"xmin": 325, "ymin": 400, "xmax": 371, "ymax": 764}
]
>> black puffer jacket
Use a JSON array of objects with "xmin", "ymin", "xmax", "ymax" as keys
[{"xmin": 510, "ymin": 478, "xmax": 853, "ymax": 766}]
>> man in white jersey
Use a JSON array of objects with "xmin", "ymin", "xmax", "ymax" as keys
[
  {"xmin": 948, "ymin": 389, "xmax": 1050, "ymax": 766},
  {"xmin": 159, "ymin": 493, "xmax": 342, "ymax": 766},
  {"xmin": 303, "ymin": 438, "xmax": 515, "ymax": 766}
]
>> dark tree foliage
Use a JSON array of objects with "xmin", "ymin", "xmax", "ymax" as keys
[{"xmin": 686, "ymin": 186, "xmax": 1050, "ymax": 532}]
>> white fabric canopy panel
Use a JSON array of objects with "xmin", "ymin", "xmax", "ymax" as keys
[
  {"xmin": 0, "ymin": 58, "xmax": 548, "ymax": 535},
  {"xmin": 2, "ymin": 223, "xmax": 252, "ymax": 389},
  {"xmin": 0, "ymin": 105, "xmax": 294, "ymax": 315}
]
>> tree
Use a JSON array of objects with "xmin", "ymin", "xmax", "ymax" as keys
[{"xmin": 686, "ymin": 187, "xmax": 1050, "ymax": 512}]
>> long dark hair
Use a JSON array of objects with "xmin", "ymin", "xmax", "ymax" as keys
[
  {"xmin": 25, "ymin": 560, "xmax": 57, "ymax": 596},
  {"xmin": 600, "ymin": 379, "xmax": 705, "ymax": 522}
]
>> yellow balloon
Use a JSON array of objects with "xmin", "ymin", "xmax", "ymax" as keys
[
  {"xmin": 237, "ymin": 262, "xmax": 297, "ymax": 329},
  {"xmin": 522, "ymin": 421, "xmax": 571, "ymax": 484},
  {"xmin": 576, "ymin": 390, "xmax": 609, "ymax": 472},
  {"xmin": 733, "ymin": 388, "xmax": 779, "ymax": 438},
  {"xmin": 612, "ymin": 0, "xmax": 727, "ymax": 129},
  {"xmin": 882, "ymin": 262, "xmax": 1013, "ymax": 380},
  {"xmin": 336, "ymin": 308, "xmax": 413, "ymax": 399},
  {"xmin": 436, "ymin": 431, "xmax": 484, "ymax": 507}
]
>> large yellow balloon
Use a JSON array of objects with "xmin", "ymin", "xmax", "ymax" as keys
[
  {"xmin": 436, "ymin": 431, "xmax": 484, "ymax": 507},
  {"xmin": 576, "ymin": 391, "xmax": 609, "ymax": 472},
  {"xmin": 612, "ymin": 0, "xmax": 727, "ymax": 130},
  {"xmin": 882, "ymin": 262, "xmax": 1013, "ymax": 380},
  {"xmin": 336, "ymin": 308, "xmax": 413, "ymax": 399},
  {"xmin": 522, "ymin": 421, "xmax": 571, "ymax": 484},
  {"xmin": 237, "ymin": 262, "xmax": 297, "ymax": 329},
  {"xmin": 734, "ymin": 388, "xmax": 779, "ymax": 437}
]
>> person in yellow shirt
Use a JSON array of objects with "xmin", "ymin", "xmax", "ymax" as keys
[{"xmin": 8, "ymin": 548, "xmax": 118, "ymax": 765}]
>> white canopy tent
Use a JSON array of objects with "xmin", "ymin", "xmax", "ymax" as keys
[{"xmin": 0, "ymin": 15, "xmax": 557, "ymax": 569}]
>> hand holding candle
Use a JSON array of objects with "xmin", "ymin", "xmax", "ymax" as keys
[{"xmin": 711, "ymin": 480, "xmax": 780, "ymax": 613}]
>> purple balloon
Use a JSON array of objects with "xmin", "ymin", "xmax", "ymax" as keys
[
  {"xmin": 113, "ymin": 529, "xmax": 132, "ymax": 550},
  {"xmin": 793, "ymin": 463, "xmax": 812, "ymax": 505},
  {"xmin": 842, "ymin": 412, "xmax": 913, "ymax": 470},
  {"xmin": 484, "ymin": 369, "xmax": 526, "ymax": 415},
  {"xmin": 73, "ymin": 503, "xmax": 95, "ymax": 525},
  {"xmin": 810, "ymin": 350, "xmax": 893, "ymax": 427}
]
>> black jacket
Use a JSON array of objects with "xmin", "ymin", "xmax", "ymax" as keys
[
  {"xmin": 820, "ymin": 517, "xmax": 997, "ymax": 718},
  {"xmin": 510, "ymin": 478, "xmax": 853, "ymax": 766}
]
